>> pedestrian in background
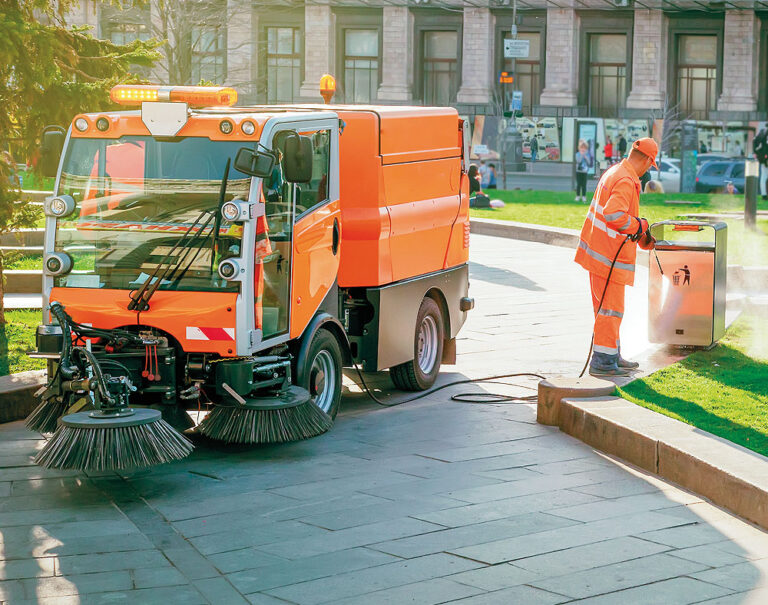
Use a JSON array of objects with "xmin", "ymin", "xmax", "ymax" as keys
[
  {"xmin": 530, "ymin": 136, "xmax": 539, "ymax": 163},
  {"xmin": 575, "ymin": 137, "xmax": 658, "ymax": 377},
  {"xmin": 604, "ymin": 138, "xmax": 614, "ymax": 166},
  {"xmin": 487, "ymin": 163, "xmax": 497, "ymax": 189},
  {"xmin": 574, "ymin": 140, "xmax": 592, "ymax": 202},
  {"xmin": 617, "ymin": 134, "xmax": 628, "ymax": 159},
  {"xmin": 478, "ymin": 159, "xmax": 489, "ymax": 189},
  {"xmin": 754, "ymin": 124, "xmax": 768, "ymax": 199}
]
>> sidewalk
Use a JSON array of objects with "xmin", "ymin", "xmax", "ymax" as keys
[{"xmin": 0, "ymin": 235, "xmax": 766, "ymax": 604}]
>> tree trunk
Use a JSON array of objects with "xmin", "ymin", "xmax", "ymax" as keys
[{"xmin": 0, "ymin": 251, "xmax": 8, "ymax": 376}]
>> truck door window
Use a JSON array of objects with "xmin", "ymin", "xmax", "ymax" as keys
[
  {"xmin": 295, "ymin": 129, "xmax": 331, "ymax": 218},
  {"xmin": 258, "ymin": 149, "xmax": 293, "ymax": 340}
]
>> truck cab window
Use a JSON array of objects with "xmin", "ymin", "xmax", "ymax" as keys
[{"xmin": 295, "ymin": 129, "xmax": 331, "ymax": 218}]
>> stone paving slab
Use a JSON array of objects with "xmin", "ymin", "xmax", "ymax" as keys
[{"xmin": 1, "ymin": 235, "xmax": 768, "ymax": 603}]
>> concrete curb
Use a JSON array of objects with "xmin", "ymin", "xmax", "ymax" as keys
[
  {"xmin": 0, "ymin": 370, "xmax": 46, "ymax": 424},
  {"xmin": 556, "ymin": 394, "xmax": 768, "ymax": 533},
  {"xmin": 470, "ymin": 217, "xmax": 580, "ymax": 248}
]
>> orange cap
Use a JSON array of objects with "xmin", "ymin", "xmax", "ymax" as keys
[{"xmin": 632, "ymin": 137, "xmax": 658, "ymax": 168}]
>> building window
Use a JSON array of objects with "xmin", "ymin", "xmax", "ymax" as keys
[
  {"xmin": 422, "ymin": 31, "xmax": 459, "ymax": 105},
  {"xmin": 104, "ymin": 22, "xmax": 150, "ymax": 45},
  {"xmin": 676, "ymin": 35, "xmax": 718, "ymax": 120},
  {"xmin": 266, "ymin": 27, "xmax": 302, "ymax": 103},
  {"xmin": 343, "ymin": 29, "xmax": 379, "ymax": 104},
  {"xmin": 502, "ymin": 31, "xmax": 541, "ymax": 114},
  {"xmin": 588, "ymin": 34, "xmax": 627, "ymax": 115},
  {"xmin": 191, "ymin": 26, "xmax": 226, "ymax": 84}
]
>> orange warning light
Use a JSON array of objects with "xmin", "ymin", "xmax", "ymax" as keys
[
  {"xmin": 110, "ymin": 85, "xmax": 238, "ymax": 107},
  {"xmin": 319, "ymin": 74, "xmax": 336, "ymax": 104},
  {"xmin": 498, "ymin": 71, "xmax": 515, "ymax": 84}
]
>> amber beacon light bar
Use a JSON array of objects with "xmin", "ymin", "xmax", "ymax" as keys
[{"xmin": 110, "ymin": 85, "xmax": 238, "ymax": 107}]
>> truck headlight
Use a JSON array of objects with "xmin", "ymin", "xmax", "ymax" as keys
[
  {"xmin": 218, "ymin": 258, "xmax": 241, "ymax": 280},
  {"xmin": 44, "ymin": 252, "xmax": 73, "ymax": 276},
  {"xmin": 221, "ymin": 200, "xmax": 251, "ymax": 222},
  {"xmin": 45, "ymin": 195, "xmax": 76, "ymax": 218}
]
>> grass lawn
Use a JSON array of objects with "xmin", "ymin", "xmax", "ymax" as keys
[
  {"xmin": 471, "ymin": 190, "xmax": 768, "ymax": 266},
  {"xmin": 1, "ymin": 310, "xmax": 45, "ymax": 376},
  {"xmin": 5, "ymin": 251, "xmax": 95, "ymax": 271},
  {"xmin": 619, "ymin": 314, "xmax": 768, "ymax": 457}
]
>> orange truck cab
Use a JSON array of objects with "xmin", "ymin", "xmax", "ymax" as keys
[{"xmin": 34, "ymin": 84, "xmax": 473, "ymax": 424}]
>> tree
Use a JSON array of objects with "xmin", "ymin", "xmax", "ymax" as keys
[{"xmin": 0, "ymin": 0, "xmax": 161, "ymax": 373}]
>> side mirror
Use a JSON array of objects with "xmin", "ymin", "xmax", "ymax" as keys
[
  {"xmin": 40, "ymin": 126, "xmax": 65, "ymax": 178},
  {"xmin": 283, "ymin": 133, "xmax": 313, "ymax": 183},
  {"xmin": 234, "ymin": 147, "xmax": 276, "ymax": 178}
]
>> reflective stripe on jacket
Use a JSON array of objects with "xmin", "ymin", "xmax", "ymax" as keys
[{"xmin": 574, "ymin": 159, "xmax": 642, "ymax": 286}]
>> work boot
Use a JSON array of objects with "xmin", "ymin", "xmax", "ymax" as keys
[
  {"xmin": 589, "ymin": 352, "xmax": 631, "ymax": 377},
  {"xmin": 617, "ymin": 354, "xmax": 640, "ymax": 369}
]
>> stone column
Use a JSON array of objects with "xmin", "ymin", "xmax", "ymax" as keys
[
  {"xmin": 299, "ymin": 3, "xmax": 334, "ymax": 101},
  {"xmin": 626, "ymin": 9, "xmax": 667, "ymax": 110},
  {"xmin": 538, "ymin": 8, "xmax": 580, "ymax": 107},
  {"xmin": 718, "ymin": 10, "xmax": 759, "ymax": 112},
  {"xmin": 226, "ymin": 0, "xmax": 255, "ymax": 102},
  {"xmin": 456, "ymin": 7, "xmax": 495, "ymax": 105},
  {"xmin": 377, "ymin": 6, "xmax": 414, "ymax": 102}
]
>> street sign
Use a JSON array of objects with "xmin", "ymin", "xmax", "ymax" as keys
[
  {"xmin": 504, "ymin": 39, "xmax": 530, "ymax": 59},
  {"xmin": 498, "ymin": 71, "xmax": 514, "ymax": 84},
  {"xmin": 472, "ymin": 144, "xmax": 489, "ymax": 155},
  {"xmin": 511, "ymin": 90, "xmax": 523, "ymax": 112}
]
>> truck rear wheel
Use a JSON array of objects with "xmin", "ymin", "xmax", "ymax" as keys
[
  {"xmin": 297, "ymin": 328, "xmax": 343, "ymax": 419},
  {"xmin": 390, "ymin": 297, "xmax": 444, "ymax": 391}
]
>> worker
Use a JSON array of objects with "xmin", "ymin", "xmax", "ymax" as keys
[{"xmin": 574, "ymin": 137, "xmax": 658, "ymax": 376}]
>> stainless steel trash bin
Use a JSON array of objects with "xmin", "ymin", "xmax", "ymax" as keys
[{"xmin": 648, "ymin": 220, "xmax": 727, "ymax": 347}]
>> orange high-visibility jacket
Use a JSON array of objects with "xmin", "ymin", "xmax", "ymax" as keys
[{"xmin": 574, "ymin": 159, "xmax": 642, "ymax": 286}]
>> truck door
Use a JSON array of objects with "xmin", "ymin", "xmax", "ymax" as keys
[{"xmin": 257, "ymin": 116, "xmax": 340, "ymax": 344}]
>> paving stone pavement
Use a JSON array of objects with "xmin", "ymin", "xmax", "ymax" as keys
[{"xmin": 1, "ymin": 234, "xmax": 766, "ymax": 604}]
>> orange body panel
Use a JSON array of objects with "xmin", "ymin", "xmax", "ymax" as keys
[
  {"xmin": 383, "ymin": 158, "xmax": 461, "ymax": 282},
  {"xmin": 290, "ymin": 199, "xmax": 341, "ymax": 339},
  {"xmin": 329, "ymin": 107, "xmax": 465, "ymax": 288},
  {"xmin": 49, "ymin": 288, "xmax": 239, "ymax": 356}
]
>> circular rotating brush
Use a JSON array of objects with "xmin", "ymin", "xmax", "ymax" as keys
[
  {"xmin": 34, "ymin": 408, "xmax": 193, "ymax": 471},
  {"xmin": 25, "ymin": 397, "xmax": 72, "ymax": 434},
  {"xmin": 34, "ymin": 344, "xmax": 193, "ymax": 472},
  {"xmin": 198, "ymin": 385, "xmax": 332, "ymax": 444}
]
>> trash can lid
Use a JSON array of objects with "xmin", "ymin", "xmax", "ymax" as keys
[{"xmin": 655, "ymin": 240, "xmax": 716, "ymax": 251}]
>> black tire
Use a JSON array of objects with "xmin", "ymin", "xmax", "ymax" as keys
[
  {"xmin": 390, "ymin": 297, "xmax": 444, "ymax": 391},
  {"xmin": 297, "ymin": 329, "xmax": 343, "ymax": 419}
]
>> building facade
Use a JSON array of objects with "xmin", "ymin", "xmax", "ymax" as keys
[{"xmin": 67, "ymin": 0, "xmax": 768, "ymax": 159}]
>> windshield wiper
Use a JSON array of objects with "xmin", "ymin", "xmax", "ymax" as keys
[
  {"xmin": 127, "ymin": 159, "xmax": 231, "ymax": 313},
  {"xmin": 127, "ymin": 208, "xmax": 215, "ymax": 312}
]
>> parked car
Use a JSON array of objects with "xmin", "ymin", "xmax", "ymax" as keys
[
  {"xmin": 696, "ymin": 153, "xmax": 738, "ymax": 168},
  {"xmin": 695, "ymin": 160, "xmax": 746, "ymax": 193},
  {"xmin": 648, "ymin": 158, "xmax": 681, "ymax": 193}
]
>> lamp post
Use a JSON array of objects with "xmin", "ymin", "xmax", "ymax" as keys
[{"xmin": 745, "ymin": 159, "xmax": 760, "ymax": 230}]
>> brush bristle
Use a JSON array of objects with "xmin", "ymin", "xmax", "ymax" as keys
[
  {"xmin": 25, "ymin": 399, "xmax": 71, "ymax": 434},
  {"xmin": 198, "ymin": 402, "xmax": 333, "ymax": 444},
  {"xmin": 34, "ymin": 418, "xmax": 193, "ymax": 471}
]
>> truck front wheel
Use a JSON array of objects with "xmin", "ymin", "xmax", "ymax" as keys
[
  {"xmin": 297, "ymin": 328, "xmax": 343, "ymax": 419},
  {"xmin": 390, "ymin": 297, "xmax": 444, "ymax": 391}
]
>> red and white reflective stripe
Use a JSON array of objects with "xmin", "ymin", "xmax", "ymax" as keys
[{"xmin": 185, "ymin": 327, "xmax": 235, "ymax": 341}]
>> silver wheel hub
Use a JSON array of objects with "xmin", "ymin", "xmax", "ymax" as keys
[
  {"xmin": 309, "ymin": 350, "xmax": 336, "ymax": 413},
  {"xmin": 417, "ymin": 315, "xmax": 439, "ymax": 374}
]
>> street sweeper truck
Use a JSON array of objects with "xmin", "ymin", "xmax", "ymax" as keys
[{"xmin": 27, "ymin": 83, "xmax": 473, "ymax": 471}]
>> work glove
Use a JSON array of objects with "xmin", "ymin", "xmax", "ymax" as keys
[
  {"xmin": 630, "ymin": 217, "xmax": 649, "ymax": 242},
  {"xmin": 638, "ymin": 231, "xmax": 656, "ymax": 250}
]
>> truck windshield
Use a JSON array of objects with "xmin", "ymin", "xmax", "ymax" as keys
[{"xmin": 53, "ymin": 136, "xmax": 253, "ymax": 292}]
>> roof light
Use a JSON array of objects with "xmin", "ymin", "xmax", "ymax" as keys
[
  {"xmin": 241, "ymin": 120, "xmax": 255, "ymax": 136},
  {"xmin": 96, "ymin": 117, "xmax": 110, "ymax": 132},
  {"xmin": 74, "ymin": 117, "xmax": 89, "ymax": 132},
  {"xmin": 110, "ymin": 85, "xmax": 238, "ymax": 107},
  {"xmin": 319, "ymin": 74, "xmax": 336, "ymax": 104}
]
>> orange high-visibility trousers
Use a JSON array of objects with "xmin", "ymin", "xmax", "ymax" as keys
[{"xmin": 590, "ymin": 273, "xmax": 625, "ymax": 356}]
